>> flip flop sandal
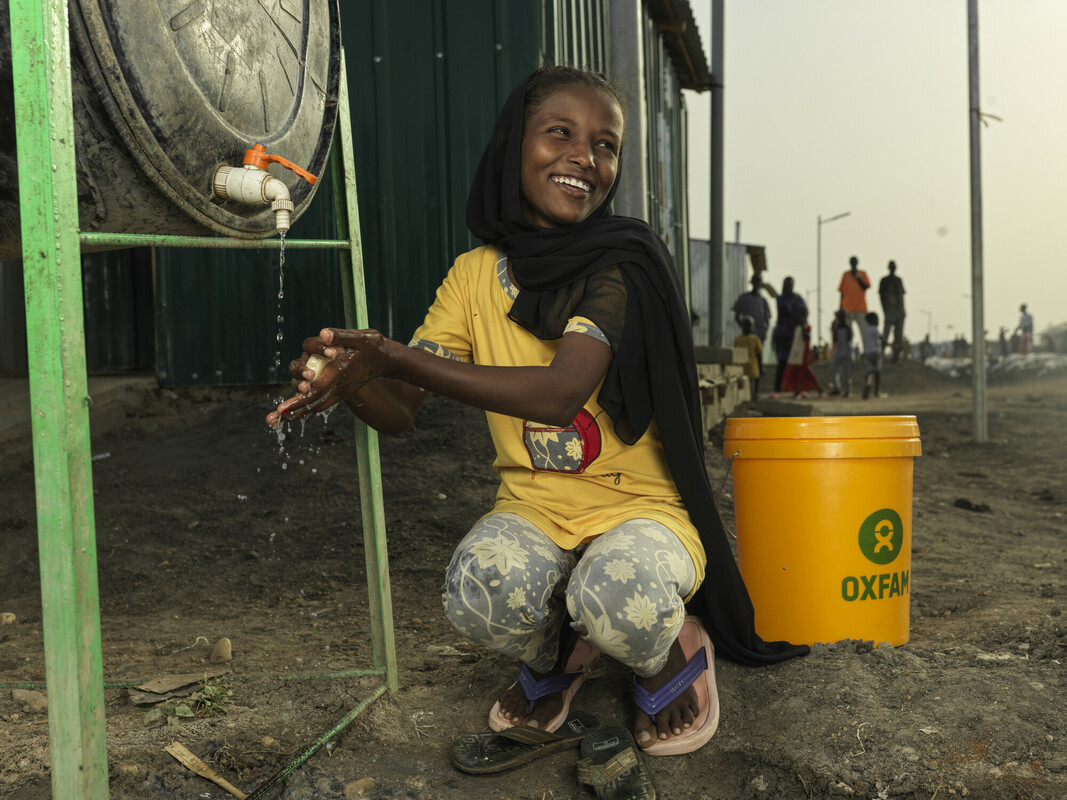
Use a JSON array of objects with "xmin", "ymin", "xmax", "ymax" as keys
[
  {"xmin": 489, "ymin": 638, "xmax": 600, "ymax": 733},
  {"xmin": 576, "ymin": 726, "xmax": 655, "ymax": 800},
  {"xmin": 632, "ymin": 615, "xmax": 719, "ymax": 757},
  {"xmin": 451, "ymin": 708, "xmax": 600, "ymax": 775}
]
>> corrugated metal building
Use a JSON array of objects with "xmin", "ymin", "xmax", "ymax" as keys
[{"xmin": 0, "ymin": 0, "xmax": 710, "ymax": 386}]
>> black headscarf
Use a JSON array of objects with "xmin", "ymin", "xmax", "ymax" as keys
[{"xmin": 466, "ymin": 74, "xmax": 808, "ymax": 666}]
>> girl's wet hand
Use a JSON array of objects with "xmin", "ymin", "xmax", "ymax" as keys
[
  {"xmin": 266, "ymin": 328, "xmax": 397, "ymax": 427},
  {"xmin": 318, "ymin": 329, "xmax": 397, "ymax": 380}
]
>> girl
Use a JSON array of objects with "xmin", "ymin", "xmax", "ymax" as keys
[
  {"xmin": 269, "ymin": 66, "xmax": 805, "ymax": 756},
  {"xmin": 781, "ymin": 306, "xmax": 824, "ymax": 399}
]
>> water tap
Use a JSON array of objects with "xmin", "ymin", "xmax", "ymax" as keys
[{"xmin": 212, "ymin": 144, "xmax": 317, "ymax": 234}]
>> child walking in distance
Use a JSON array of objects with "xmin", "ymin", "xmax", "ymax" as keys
[
  {"xmin": 268, "ymin": 66, "xmax": 805, "ymax": 761},
  {"xmin": 780, "ymin": 306, "xmax": 823, "ymax": 399},
  {"xmin": 862, "ymin": 311, "xmax": 883, "ymax": 399},
  {"xmin": 734, "ymin": 317, "xmax": 763, "ymax": 398},
  {"xmin": 828, "ymin": 309, "xmax": 853, "ymax": 397}
]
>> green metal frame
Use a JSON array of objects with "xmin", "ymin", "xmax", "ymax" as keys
[{"xmin": 9, "ymin": 1, "xmax": 397, "ymax": 796}]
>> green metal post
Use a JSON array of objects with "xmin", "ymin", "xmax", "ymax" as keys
[
  {"xmin": 331, "ymin": 49, "xmax": 399, "ymax": 693},
  {"xmin": 9, "ymin": 0, "xmax": 110, "ymax": 797}
]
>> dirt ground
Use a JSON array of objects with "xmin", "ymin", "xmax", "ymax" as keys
[{"xmin": 1, "ymin": 360, "xmax": 1065, "ymax": 800}]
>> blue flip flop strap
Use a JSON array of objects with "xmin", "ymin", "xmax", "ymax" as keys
[
  {"xmin": 632, "ymin": 645, "xmax": 708, "ymax": 723},
  {"xmin": 518, "ymin": 662, "xmax": 585, "ymax": 714}
]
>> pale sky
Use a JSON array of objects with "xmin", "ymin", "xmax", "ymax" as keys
[{"xmin": 685, "ymin": 1, "xmax": 1066, "ymax": 344}]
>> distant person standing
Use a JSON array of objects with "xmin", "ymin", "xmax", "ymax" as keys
[
  {"xmin": 998, "ymin": 327, "xmax": 1009, "ymax": 359},
  {"xmin": 732, "ymin": 273, "xmax": 772, "ymax": 388},
  {"xmin": 770, "ymin": 276, "xmax": 807, "ymax": 397},
  {"xmin": 838, "ymin": 256, "xmax": 871, "ymax": 339},
  {"xmin": 919, "ymin": 334, "xmax": 933, "ymax": 363},
  {"xmin": 828, "ymin": 309, "xmax": 853, "ymax": 396},
  {"xmin": 1014, "ymin": 304, "xmax": 1034, "ymax": 355},
  {"xmin": 878, "ymin": 260, "xmax": 906, "ymax": 364},
  {"xmin": 732, "ymin": 273, "xmax": 772, "ymax": 344}
]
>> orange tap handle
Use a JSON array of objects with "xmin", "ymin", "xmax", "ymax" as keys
[{"xmin": 242, "ymin": 143, "xmax": 318, "ymax": 185}]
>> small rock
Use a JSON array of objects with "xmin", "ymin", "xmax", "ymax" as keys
[
  {"xmin": 436, "ymin": 492, "xmax": 447, "ymax": 500},
  {"xmin": 410, "ymin": 618, "xmax": 422, "ymax": 626},
  {"xmin": 261, "ymin": 736, "xmax": 278, "ymax": 748},
  {"xmin": 0, "ymin": 613, "xmax": 15, "ymax": 625},
  {"xmin": 954, "ymin": 498, "xmax": 991, "ymax": 513},
  {"xmin": 11, "ymin": 689, "xmax": 47, "ymax": 713},
  {"xmin": 344, "ymin": 777, "xmax": 376, "ymax": 799},
  {"xmin": 119, "ymin": 763, "xmax": 140, "ymax": 775},
  {"xmin": 426, "ymin": 645, "xmax": 463, "ymax": 656},
  {"xmin": 210, "ymin": 638, "xmax": 232, "ymax": 664}
]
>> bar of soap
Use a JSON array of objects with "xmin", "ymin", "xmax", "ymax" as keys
[{"xmin": 305, "ymin": 354, "xmax": 330, "ymax": 381}]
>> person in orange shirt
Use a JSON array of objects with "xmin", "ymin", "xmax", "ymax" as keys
[{"xmin": 838, "ymin": 255, "xmax": 871, "ymax": 339}]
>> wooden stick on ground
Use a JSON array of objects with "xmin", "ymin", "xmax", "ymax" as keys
[{"xmin": 165, "ymin": 741, "xmax": 248, "ymax": 800}]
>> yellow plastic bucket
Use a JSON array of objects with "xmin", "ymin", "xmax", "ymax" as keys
[{"xmin": 724, "ymin": 416, "xmax": 921, "ymax": 646}]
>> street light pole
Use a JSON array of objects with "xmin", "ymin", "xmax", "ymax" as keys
[
  {"xmin": 920, "ymin": 309, "xmax": 932, "ymax": 336},
  {"xmin": 968, "ymin": 0, "xmax": 988, "ymax": 442},
  {"xmin": 816, "ymin": 211, "xmax": 851, "ymax": 345}
]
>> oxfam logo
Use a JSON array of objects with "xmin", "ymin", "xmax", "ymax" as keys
[{"xmin": 858, "ymin": 509, "xmax": 904, "ymax": 565}]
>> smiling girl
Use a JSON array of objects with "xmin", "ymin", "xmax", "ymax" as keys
[{"xmin": 268, "ymin": 65, "xmax": 806, "ymax": 761}]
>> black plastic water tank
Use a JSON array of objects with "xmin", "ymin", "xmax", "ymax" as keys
[{"xmin": 0, "ymin": 0, "xmax": 341, "ymax": 260}]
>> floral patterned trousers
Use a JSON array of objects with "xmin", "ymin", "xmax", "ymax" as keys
[{"xmin": 442, "ymin": 512, "xmax": 696, "ymax": 677}]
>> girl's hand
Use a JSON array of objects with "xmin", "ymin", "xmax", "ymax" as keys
[{"xmin": 266, "ymin": 328, "xmax": 398, "ymax": 426}]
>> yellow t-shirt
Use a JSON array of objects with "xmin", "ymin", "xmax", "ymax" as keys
[{"xmin": 410, "ymin": 245, "xmax": 705, "ymax": 589}]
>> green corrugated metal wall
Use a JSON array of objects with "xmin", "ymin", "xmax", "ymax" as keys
[{"xmin": 1, "ymin": 249, "xmax": 154, "ymax": 373}]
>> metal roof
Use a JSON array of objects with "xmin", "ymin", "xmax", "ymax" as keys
[{"xmin": 648, "ymin": 0, "xmax": 712, "ymax": 92}]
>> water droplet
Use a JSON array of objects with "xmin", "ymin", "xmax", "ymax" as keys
[
  {"xmin": 277, "ymin": 315, "xmax": 284, "ymax": 324},
  {"xmin": 276, "ymin": 332, "xmax": 284, "ymax": 342},
  {"xmin": 277, "ymin": 289, "xmax": 284, "ymax": 300},
  {"xmin": 281, "ymin": 462, "xmax": 288, "ymax": 470}
]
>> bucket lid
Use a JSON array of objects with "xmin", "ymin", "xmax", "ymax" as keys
[
  {"xmin": 724, "ymin": 416, "xmax": 921, "ymax": 459},
  {"xmin": 725, "ymin": 416, "xmax": 919, "ymax": 441}
]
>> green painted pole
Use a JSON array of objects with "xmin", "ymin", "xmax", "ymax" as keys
[
  {"xmin": 9, "ymin": 0, "xmax": 110, "ymax": 797},
  {"xmin": 79, "ymin": 232, "xmax": 352, "ymax": 250},
  {"xmin": 331, "ymin": 49, "xmax": 398, "ymax": 694}
]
